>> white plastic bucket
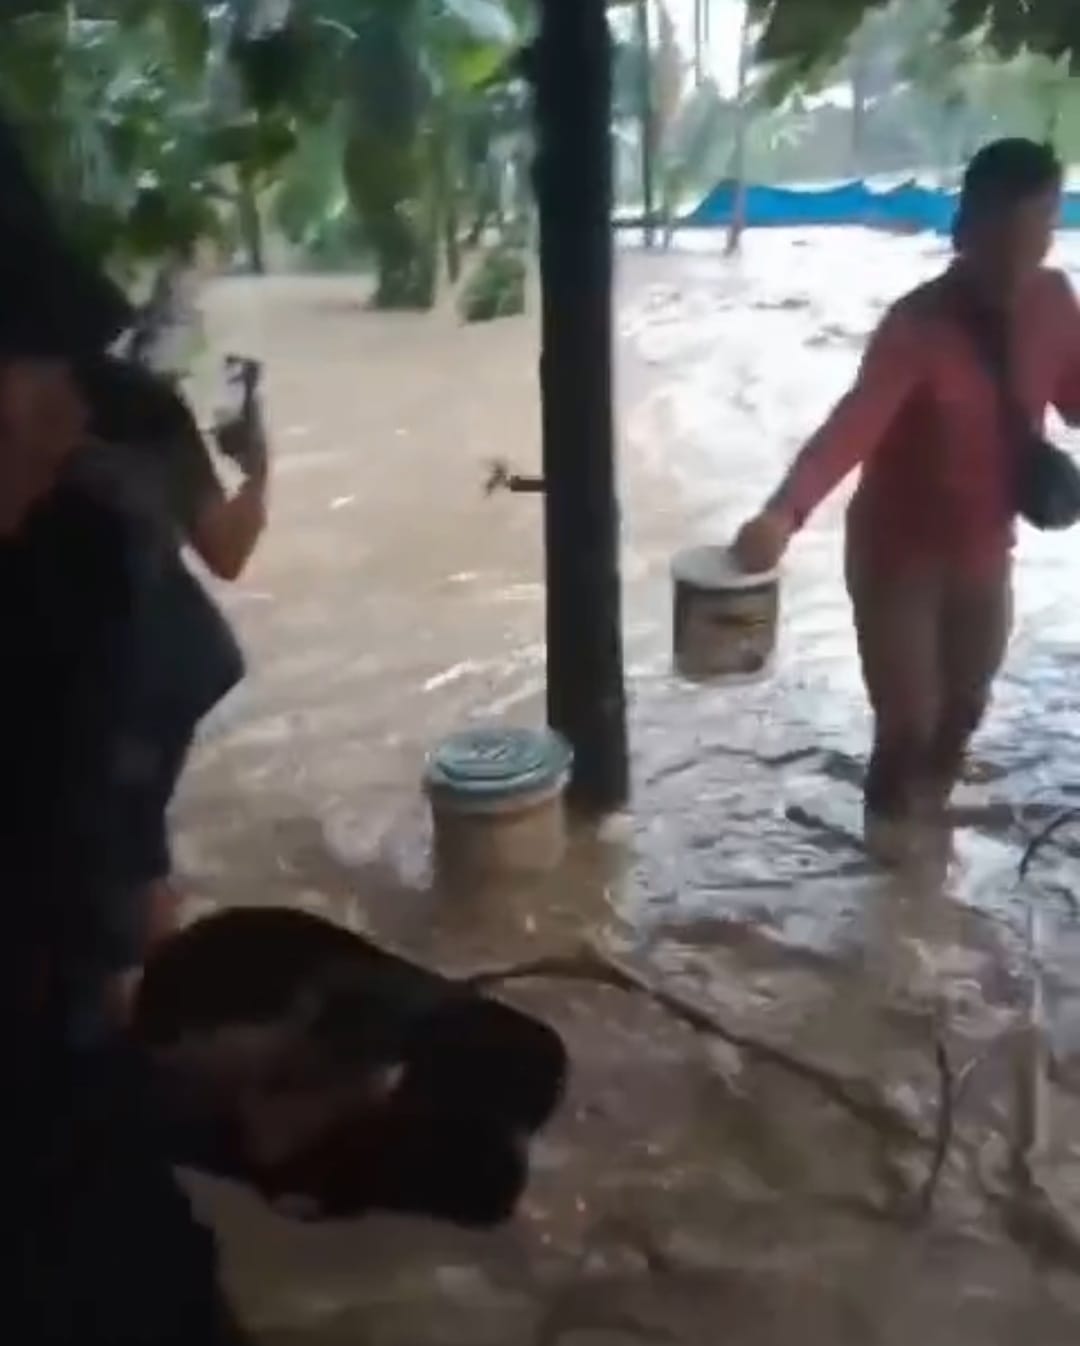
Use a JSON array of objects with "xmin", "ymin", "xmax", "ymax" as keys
[{"xmin": 672, "ymin": 545, "xmax": 779, "ymax": 682}]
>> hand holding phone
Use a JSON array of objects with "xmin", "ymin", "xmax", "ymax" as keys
[{"xmin": 214, "ymin": 355, "xmax": 266, "ymax": 476}]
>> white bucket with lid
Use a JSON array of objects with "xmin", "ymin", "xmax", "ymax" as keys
[
  {"xmin": 672, "ymin": 545, "xmax": 779, "ymax": 682},
  {"xmin": 425, "ymin": 726, "xmax": 572, "ymax": 879}
]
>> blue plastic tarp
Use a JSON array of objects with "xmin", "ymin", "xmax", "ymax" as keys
[
  {"xmin": 685, "ymin": 179, "xmax": 877, "ymax": 229},
  {"xmin": 870, "ymin": 181, "xmax": 957, "ymax": 234},
  {"xmin": 684, "ymin": 177, "xmax": 1080, "ymax": 235},
  {"xmin": 1061, "ymin": 193, "xmax": 1080, "ymax": 229}
]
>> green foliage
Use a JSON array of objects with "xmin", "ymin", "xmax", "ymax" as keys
[
  {"xmin": 0, "ymin": 2, "xmax": 307, "ymax": 269},
  {"xmin": 458, "ymin": 244, "xmax": 525, "ymax": 322},
  {"xmin": 328, "ymin": 0, "xmax": 527, "ymax": 309},
  {"xmin": 658, "ymin": 80, "xmax": 733, "ymax": 218},
  {"xmin": 10, "ymin": 0, "xmax": 1080, "ymax": 295},
  {"xmin": 270, "ymin": 115, "xmax": 356, "ymax": 260},
  {"xmin": 631, "ymin": 0, "xmax": 1080, "ymax": 196},
  {"xmin": 0, "ymin": 1, "xmax": 527, "ymax": 301},
  {"xmin": 752, "ymin": 0, "xmax": 1080, "ymax": 93}
]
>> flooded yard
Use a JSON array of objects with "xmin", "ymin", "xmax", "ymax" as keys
[{"xmin": 176, "ymin": 232, "xmax": 1080, "ymax": 1343}]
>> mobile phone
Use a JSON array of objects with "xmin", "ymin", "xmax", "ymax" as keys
[{"xmin": 217, "ymin": 355, "xmax": 264, "ymax": 468}]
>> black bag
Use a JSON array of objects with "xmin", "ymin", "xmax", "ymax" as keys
[
  {"xmin": 959, "ymin": 288, "xmax": 1080, "ymax": 531},
  {"xmin": 146, "ymin": 556, "xmax": 244, "ymax": 724}
]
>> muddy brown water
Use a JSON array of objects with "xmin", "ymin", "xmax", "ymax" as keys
[{"xmin": 175, "ymin": 236, "xmax": 1080, "ymax": 1343}]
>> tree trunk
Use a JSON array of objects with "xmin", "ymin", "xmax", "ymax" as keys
[
  {"xmin": 725, "ymin": 4, "xmax": 752, "ymax": 257},
  {"xmin": 237, "ymin": 172, "xmax": 266, "ymax": 275},
  {"xmin": 508, "ymin": 148, "xmax": 533, "ymax": 249},
  {"xmin": 850, "ymin": 75, "xmax": 867, "ymax": 176},
  {"xmin": 693, "ymin": 0, "xmax": 705, "ymax": 87},
  {"xmin": 847, "ymin": 28, "xmax": 872, "ymax": 178},
  {"xmin": 533, "ymin": 0, "xmax": 629, "ymax": 812},
  {"xmin": 635, "ymin": 0, "xmax": 656, "ymax": 247},
  {"xmin": 1044, "ymin": 78, "xmax": 1063, "ymax": 149},
  {"xmin": 343, "ymin": 134, "xmax": 438, "ymax": 311},
  {"xmin": 373, "ymin": 217, "xmax": 438, "ymax": 309},
  {"xmin": 466, "ymin": 211, "xmax": 488, "ymax": 249},
  {"xmin": 342, "ymin": 0, "xmax": 437, "ymax": 310},
  {"xmin": 850, "ymin": 87, "xmax": 867, "ymax": 177},
  {"xmin": 444, "ymin": 195, "xmax": 462, "ymax": 284},
  {"xmin": 434, "ymin": 129, "xmax": 462, "ymax": 284}
]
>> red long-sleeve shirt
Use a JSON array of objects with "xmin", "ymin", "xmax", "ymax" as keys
[{"xmin": 772, "ymin": 266, "xmax": 1080, "ymax": 575}]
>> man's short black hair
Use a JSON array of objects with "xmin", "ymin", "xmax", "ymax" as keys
[{"xmin": 954, "ymin": 137, "xmax": 1063, "ymax": 247}]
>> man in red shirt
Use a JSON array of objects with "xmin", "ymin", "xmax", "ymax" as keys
[{"xmin": 735, "ymin": 139, "xmax": 1080, "ymax": 860}]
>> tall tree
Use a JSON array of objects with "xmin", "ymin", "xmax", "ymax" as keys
[{"xmin": 318, "ymin": 0, "xmax": 524, "ymax": 309}]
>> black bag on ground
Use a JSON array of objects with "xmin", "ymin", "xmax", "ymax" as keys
[{"xmin": 958, "ymin": 287, "xmax": 1080, "ymax": 531}]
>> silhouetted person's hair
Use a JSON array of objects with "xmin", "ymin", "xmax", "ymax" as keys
[
  {"xmin": 136, "ymin": 906, "xmax": 449, "ymax": 1058},
  {"xmin": 135, "ymin": 907, "xmax": 568, "ymax": 1227},
  {"xmin": 0, "ymin": 107, "xmax": 132, "ymax": 356},
  {"xmin": 953, "ymin": 137, "xmax": 1063, "ymax": 249}
]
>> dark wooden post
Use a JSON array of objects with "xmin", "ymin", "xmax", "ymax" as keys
[{"xmin": 533, "ymin": 0, "xmax": 629, "ymax": 812}]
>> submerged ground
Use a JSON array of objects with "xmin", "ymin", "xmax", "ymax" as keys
[{"xmin": 177, "ymin": 232, "xmax": 1080, "ymax": 1343}]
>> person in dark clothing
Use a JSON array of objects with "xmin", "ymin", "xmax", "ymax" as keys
[
  {"xmin": 4, "ymin": 112, "xmax": 564, "ymax": 1343},
  {"xmin": 0, "ymin": 260, "xmax": 142, "ymax": 1035},
  {"xmin": 15, "ymin": 1035, "xmax": 251, "ymax": 1346},
  {"xmin": 134, "ymin": 905, "xmax": 568, "ymax": 1227},
  {"xmin": 70, "ymin": 353, "xmax": 257, "ymax": 969},
  {"xmin": 5, "ymin": 438, "xmax": 251, "ymax": 1346},
  {"xmin": 7, "ymin": 401, "xmax": 563, "ymax": 1334},
  {"xmin": 5, "ymin": 482, "xmax": 143, "ymax": 1032},
  {"xmin": 2, "ymin": 113, "xmax": 265, "ymax": 977},
  {"xmin": 0, "ymin": 126, "xmax": 252, "ymax": 1342}
]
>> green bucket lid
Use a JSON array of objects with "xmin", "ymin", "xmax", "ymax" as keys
[{"xmin": 426, "ymin": 726, "xmax": 572, "ymax": 800}]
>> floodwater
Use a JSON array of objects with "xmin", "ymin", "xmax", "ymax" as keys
[{"xmin": 176, "ymin": 233, "xmax": 1080, "ymax": 1343}]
